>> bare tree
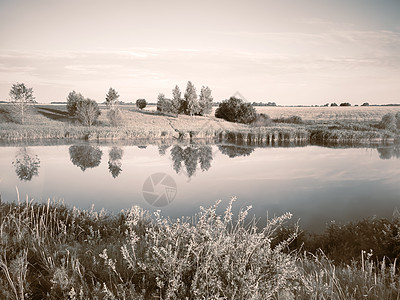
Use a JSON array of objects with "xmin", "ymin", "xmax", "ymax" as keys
[{"xmin": 9, "ymin": 83, "xmax": 35, "ymax": 124}]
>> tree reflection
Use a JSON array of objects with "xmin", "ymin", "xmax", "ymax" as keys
[
  {"xmin": 377, "ymin": 146, "xmax": 400, "ymax": 160},
  {"xmin": 12, "ymin": 148, "xmax": 40, "ymax": 181},
  {"xmin": 218, "ymin": 145, "xmax": 254, "ymax": 158},
  {"xmin": 69, "ymin": 145, "xmax": 102, "ymax": 171},
  {"xmin": 170, "ymin": 145, "xmax": 213, "ymax": 178},
  {"xmin": 158, "ymin": 144, "xmax": 170, "ymax": 156},
  {"xmin": 108, "ymin": 147, "xmax": 123, "ymax": 178}
]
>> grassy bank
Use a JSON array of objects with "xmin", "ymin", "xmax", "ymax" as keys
[
  {"xmin": 1, "ymin": 198, "xmax": 399, "ymax": 299},
  {"xmin": 0, "ymin": 104, "xmax": 399, "ymax": 145}
]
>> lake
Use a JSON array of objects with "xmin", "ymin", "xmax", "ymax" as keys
[{"xmin": 0, "ymin": 142, "xmax": 399, "ymax": 233}]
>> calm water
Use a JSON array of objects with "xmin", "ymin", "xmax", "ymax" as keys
[{"xmin": 0, "ymin": 142, "xmax": 399, "ymax": 232}]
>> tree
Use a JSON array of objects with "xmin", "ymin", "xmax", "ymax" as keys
[
  {"xmin": 157, "ymin": 93, "xmax": 173, "ymax": 113},
  {"xmin": 136, "ymin": 99, "xmax": 147, "ymax": 110},
  {"xmin": 198, "ymin": 86, "xmax": 213, "ymax": 115},
  {"xmin": 9, "ymin": 83, "xmax": 35, "ymax": 124},
  {"xmin": 215, "ymin": 97, "xmax": 257, "ymax": 124},
  {"xmin": 105, "ymin": 88, "xmax": 122, "ymax": 126},
  {"xmin": 331, "ymin": 103, "xmax": 338, "ymax": 107},
  {"xmin": 171, "ymin": 85, "xmax": 182, "ymax": 115},
  {"xmin": 69, "ymin": 145, "xmax": 102, "ymax": 171},
  {"xmin": 339, "ymin": 102, "xmax": 351, "ymax": 106},
  {"xmin": 361, "ymin": 102, "xmax": 370, "ymax": 106},
  {"xmin": 66, "ymin": 91, "xmax": 85, "ymax": 116},
  {"xmin": 76, "ymin": 98, "xmax": 101, "ymax": 127},
  {"xmin": 184, "ymin": 81, "xmax": 199, "ymax": 116},
  {"xmin": 105, "ymin": 87, "xmax": 120, "ymax": 109}
]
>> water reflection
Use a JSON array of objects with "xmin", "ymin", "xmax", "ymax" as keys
[
  {"xmin": 69, "ymin": 145, "xmax": 103, "ymax": 171},
  {"xmin": 12, "ymin": 148, "xmax": 40, "ymax": 181},
  {"xmin": 218, "ymin": 145, "xmax": 255, "ymax": 158},
  {"xmin": 170, "ymin": 145, "xmax": 213, "ymax": 178},
  {"xmin": 377, "ymin": 146, "xmax": 400, "ymax": 160},
  {"xmin": 158, "ymin": 144, "xmax": 170, "ymax": 156},
  {"xmin": 108, "ymin": 147, "xmax": 123, "ymax": 178}
]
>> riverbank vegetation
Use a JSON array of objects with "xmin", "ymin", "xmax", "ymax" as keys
[
  {"xmin": 1, "ymin": 103, "xmax": 399, "ymax": 145},
  {"xmin": 0, "ymin": 198, "xmax": 399, "ymax": 299}
]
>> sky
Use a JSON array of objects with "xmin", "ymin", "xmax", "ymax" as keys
[{"xmin": 0, "ymin": 0, "xmax": 399, "ymax": 105}]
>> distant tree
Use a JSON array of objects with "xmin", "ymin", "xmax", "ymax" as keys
[
  {"xmin": 76, "ymin": 98, "xmax": 101, "ymax": 127},
  {"xmin": 9, "ymin": 83, "xmax": 35, "ymax": 124},
  {"xmin": 198, "ymin": 86, "xmax": 213, "ymax": 115},
  {"xmin": 331, "ymin": 103, "xmax": 338, "ymax": 107},
  {"xmin": 136, "ymin": 99, "xmax": 147, "ymax": 110},
  {"xmin": 12, "ymin": 148, "xmax": 40, "ymax": 181},
  {"xmin": 171, "ymin": 85, "xmax": 182, "ymax": 115},
  {"xmin": 323, "ymin": 103, "xmax": 329, "ymax": 107},
  {"xmin": 184, "ymin": 81, "xmax": 199, "ymax": 116},
  {"xmin": 339, "ymin": 102, "xmax": 351, "ymax": 106},
  {"xmin": 157, "ymin": 93, "xmax": 166, "ymax": 112},
  {"xmin": 69, "ymin": 145, "xmax": 102, "ymax": 171},
  {"xmin": 105, "ymin": 87, "xmax": 120, "ymax": 109},
  {"xmin": 361, "ymin": 102, "xmax": 370, "ymax": 106},
  {"xmin": 66, "ymin": 91, "xmax": 85, "ymax": 116},
  {"xmin": 105, "ymin": 88, "xmax": 122, "ymax": 126},
  {"xmin": 215, "ymin": 97, "xmax": 257, "ymax": 124}
]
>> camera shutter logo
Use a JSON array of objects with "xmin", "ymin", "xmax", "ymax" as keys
[{"xmin": 142, "ymin": 173, "xmax": 177, "ymax": 207}]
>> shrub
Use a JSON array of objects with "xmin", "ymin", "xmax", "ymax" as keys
[
  {"xmin": 251, "ymin": 113, "xmax": 273, "ymax": 127},
  {"xmin": 379, "ymin": 113, "xmax": 396, "ymax": 131},
  {"xmin": 136, "ymin": 99, "xmax": 147, "ymax": 110},
  {"xmin": 340, "ymin": 102, "xmax": 351, "ymax": 106},
  {"xmin": 121, "ymin": 199, "xmax": 302, "ymax": 298},
  {"xmin": 215, "ymin": 97, "xmax": 257, "ymax": 124},
  {"xmin": 330, "ymin": 102, "xmax": 338, "ymax": 106},
  {"xmin": 396, "ymin": 112, "xmax": 400, "ymax": 129},
  {"xmin": 273, "ymin": 115, "xmax": 303, "ymax": 124}
]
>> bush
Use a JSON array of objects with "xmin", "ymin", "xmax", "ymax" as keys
[
  {"xmin": 379, "ymin": 113, "xmax": 397, "ymax": 131},
  {"xmin": 251, "ymin": 113, "xmax": 273, "ymax": 127},
  {"xmin": 136, "ymin": 99, "xmax": 147, "ymax": 110},
  {"xmin": 339, "ymin": 102, "xmax": 351, "ymax": 106},
  {"xmin": 215, "ymin": 97, "xmax": 257, "ymax": 124},
  {"xmin": 273, "ymin": 115, "xmax": 303, "ymax": 124}
]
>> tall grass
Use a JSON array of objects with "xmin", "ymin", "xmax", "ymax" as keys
[{"xmin": 1, "ymin": 196, "xmax": 400, "ymax": 299}]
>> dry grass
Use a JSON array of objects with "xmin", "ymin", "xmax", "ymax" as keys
[{"xmin": 1, "ymin": 198, "xmax": 399, "ymax": 299}]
